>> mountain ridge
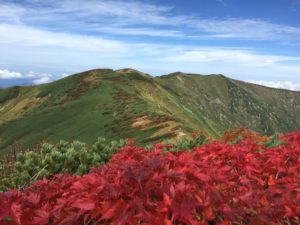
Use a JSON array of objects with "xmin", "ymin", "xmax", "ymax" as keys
[
  {"xmin": 2, "ymin": 68, "xmax": 299, "ymax": 93},
  {"xmin": 0, "ymin": 68, "xmax": 299, "ymax": 154}
]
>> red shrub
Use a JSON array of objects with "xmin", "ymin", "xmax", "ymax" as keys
[
  {"xmin": 1, "ymin": 131, "xmax": 300, "ymax": 225},
  {"xmin": 222, "ymin": 127, "xmax": 269, "ymax": 144}
]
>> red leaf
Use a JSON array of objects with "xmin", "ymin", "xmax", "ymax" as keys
[
  {"xmin": 72, "ymin": 198, "xmax": 95, "ymax": 211},
  {"xmin": 203, "ymin": 206, "xmax": 215, "ymax": 220},
  {"xmin": 30, "ymin": 210, "xmax": 50, "ymax": 225}
]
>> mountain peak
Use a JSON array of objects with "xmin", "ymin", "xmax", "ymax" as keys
[
  {"xmin": 115, "ymin": 68, "xmax": 146, "ymax": 74},
  {"xmin": 161, "ymin": 72, "xmax": 228, "ymax": 80},
  {"xmin": 82, "ymin": 68, "xmax": 114, "ymax": 74},
  {"xmin": 115, "ymin": 68, "xmax": 152, "ymax": 78}
]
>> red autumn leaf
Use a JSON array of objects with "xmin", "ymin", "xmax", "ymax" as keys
[
  {"xmin": 30, "ymin": 210, "xmax": 50, "ymax": 225},
  {"xmin": 203, "ymin": 206, "xmax": 215, "ymax": 220},
  {"xmin": 163, "ymin": 193, "xmax": 171, "ymax": 207},
  {"xmin": 72, "ymin": 198, "xmax": 95, "ymax": 211},
  {"xmin": 195, "ymin": 173, "xmax": 211, "ymax": 182},
  {"xmin": 268, "ymin": 175, "xmax": 276, "ymax": 186}
]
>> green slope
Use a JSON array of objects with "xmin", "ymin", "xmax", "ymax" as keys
[
  {"xmin": 156, "ymin": 73, "xmax": 300, "ymax": 135},
  {"xmin": 0, "ymin": 69, "xmax": 299, "ymax": 153}
]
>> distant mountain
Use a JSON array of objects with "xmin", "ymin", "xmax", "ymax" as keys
[
  {"xmin": 0, "ymin": 68, "xmax": 299, "ymax": 153},
  {"xmin": 0, "ymin": 79, "xmax": 33, "ymax": 88}
]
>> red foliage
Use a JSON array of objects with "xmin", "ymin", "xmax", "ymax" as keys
[
  {"xmin": 221, "ymin": 127, "xmax": 269, "ymax": 143},
  {"xmin": 1, "ymin": 131, "xmax": 300, "ymax": 225}
]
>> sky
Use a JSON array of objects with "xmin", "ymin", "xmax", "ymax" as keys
[{"xmin": 0, "ymin": 0, "xmax": 300, "ymax": 90}]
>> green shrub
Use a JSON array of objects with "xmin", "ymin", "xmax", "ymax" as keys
[
  {"xmin": 265, "ymin": 133, "xmax": 285, "ymax": 147},
  {"xmin": 36, "ymin": 89, "xmax": 51, "ymax": 98},
  {"xmin": 0, "ymin": 87, "xmax": 20, "ymax": 104},
  {"xmin": 164, "ymin": 134, "xmax": 209, "ymax": 152},
  {"xmin": 0, "ymin": 138, "xmax": 125, "ymax": 191}
]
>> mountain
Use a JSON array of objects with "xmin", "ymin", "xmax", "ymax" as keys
[
  {"xmin": 0, "ymin": 79, "xmax": 33, "ymax": 88},
  {"xmin": 0, "ymin": 68, "xmax": 300, "ymax": 154}
]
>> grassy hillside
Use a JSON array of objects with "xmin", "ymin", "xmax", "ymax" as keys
[
  {"xmin": 157, "ymin": 73, "xmax": 300, "ymax": 135},
  {"xmin": 0, "ymin": 68, "xmax": 299, "ymax": 153}
]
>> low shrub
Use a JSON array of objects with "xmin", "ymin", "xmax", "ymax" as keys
[
  {"xmin": 0, "ymin": 138, "xmax": 125, "ymax": 191},
  {"xmin": 1, "ymin": 131, "xmax": 299, "ymax": 225}
]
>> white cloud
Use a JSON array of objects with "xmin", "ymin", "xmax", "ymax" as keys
[
  {"xmin": 0, "ymin": 24, "xmax": 128, "ymax": 53},
  {"xmin": 1, "ymin": 23, "xmax": 300, "ymax": 83},
  {"xmin": 160, "ymin": 49, "xmax": 300, "ymax": 63},
  {"xmin": 0, "ymin": 0, "xmax": 176, "ymax": 29},
  {"xmin": 0, "ymin": 69, "xmax": 22, "ymax": 79},
  {"xmin": 1, "ymin": 1, "xmax": 300, "ymax": 41},
  {"xmin": 0, "ymin": 3, "xmax": 25, "ymax": 24},
  {"xmin": 247, "ymin": 80, "xmax": 300, "ymax": 91},
  {"xmin": 58, "ymin": 0, "xmax": 173, "ymax": 24},
  {"xmin": 91, "ymin": 27, "xmax": 183, "ymax": 38},
  {"xmin": 32, "ymin": 76, "xmax": 52, "ymax": 85},
  {"xmin": 0, "ymin": 69, "xmax": 52, "ymax": 85},
  {"xmin": 25, "ymin": 71, "xmax": 52, "ymax": 79},
  {"xmin": 190, "ymin": 19, "xmax": 300, "ymax": 41},
  {"xmin": 0, "ymin": 1, "xmax": 300, "ymax": 84},
  {"xmin": 60, "ymin": 73, "xmax": 70, "ymax": 78}
]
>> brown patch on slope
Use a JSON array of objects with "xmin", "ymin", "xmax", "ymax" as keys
[
  {"xmin": 131, "ymin": 116, "xmax": 153, "ymax": 129},
  {"xmin": 0, "ymin": 96, "xmax": 47, "ymax": 124}
]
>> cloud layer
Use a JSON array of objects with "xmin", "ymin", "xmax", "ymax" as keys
[
  {"xmin": 247, "ymin": 80, "xmax": 300, "ymax": 91},
  {"xmin": 0, "ymin": 69, "xmax": 52, "ymax": 85},
  {"xmin": 0, "ymin": 69, "xmax": 22, "ymax": 79}
]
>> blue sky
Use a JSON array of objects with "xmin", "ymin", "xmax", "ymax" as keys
[{"xmin": 0, "ymin": 0, "xmax": 300, "ymax": 90}]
